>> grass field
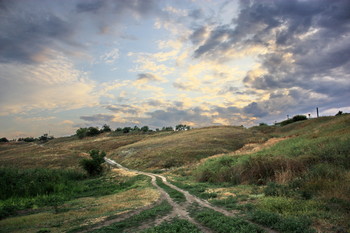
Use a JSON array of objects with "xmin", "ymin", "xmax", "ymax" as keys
[{"xmin": 1, "ymin": 114, "xmax": 349, "ymax": 232}]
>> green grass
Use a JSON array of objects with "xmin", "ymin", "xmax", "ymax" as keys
[
  {"xmin": 192, "ymin": 207, "xmax": 265, "ymax": 233},
  {"xmin": 155, "ymin": 177, "xmax": 186, "ymax": 203},
  {"xmin": 141, "ymin": 218, "xmax": 201, "ymax": 233},
  {"xmin": 209, "ymin": 196, "xmax": 238, "ymax": 210},
  {"xmin": 0, "ymin": 167, "xmax": 148, "ymax": 219},
  {"xmin": 249, "ymin": 209, "xmax": 315, "ymax": 233},
  {"xmin": 89, "ymin": 200, "xmax": 172, "ymax": 233},
  {"xmin": 168, "ymin": 178, "xmax": 219, "ymax": 200}
]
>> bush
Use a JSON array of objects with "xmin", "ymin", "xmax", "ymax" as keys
[
  {"xmin": 0, "ymin": 137, "xmax": 9, "ymax": 142},
  {"xmin": 80, "ymin": 150, "xmax": 106, "ymax": 176},
  {"xmin": 292, "ymin": 115, "xmax": 307, "ymax": 122},
  {"xmin": 280, "ymin": 115, "xmax": 307, "ymax": 126}
]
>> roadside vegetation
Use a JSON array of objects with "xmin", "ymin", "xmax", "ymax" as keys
[
  {"xmin": 155, "ymin": 177, "xmax": 186, "ymax": 203},
  {"xmin": 191, "ymin": 207, "xmax": 264, "ymax": 233},
  {"xmin": 169, "ymin": 114, "xmax": 350, "ymax": 232},
  {"xmin": 141, "ymin": 218, "xmax": 200, "ymax": 233},
  {"xmin": 89, "ymin": 200, "xmax": 172, "ymax": 233}
]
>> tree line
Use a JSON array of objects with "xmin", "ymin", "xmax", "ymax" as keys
[{"xmin": 76, "ymin": 124, "xmax": 191, "ymax": 139}]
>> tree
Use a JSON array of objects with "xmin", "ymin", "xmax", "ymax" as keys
[
  {"xmin": 162, "ymin": 126, "xmax": 174, "ymax": 131},
  {"xmin": 101, "ymin": 124, "xmax": 112, "ymax": 133},
  {"xmin": 86, "ymin": 127, "xmax": 100, "ymax": 137},
  {"xmin": 123, "ymin": 127, "xmax": 132, "ymax": 133},
  {"xmin": 0, "ymin": 137, "xmax": 9, "ymax": 143},
  {"xmin": 115, "ymin": 127, "xmax": 123, "ymax": 133},
  {"xmin": 80, "ymin": 150, "xmax": 106, "ymax": 176},
  {"xmin": 141, "ymin": 126, "xmax": 149, "ymax": 132},
  {"xmin": 76, "ymin": 128, "xmax": 88, "ymax": 139},
  {"xmin": 175, "ymin": 124, "xmax": 190, "ymax": 131}
]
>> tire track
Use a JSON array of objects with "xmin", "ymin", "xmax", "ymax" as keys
[{"xmin": 104, "ymin": 158, "xmax": 279, "ymax": 233}]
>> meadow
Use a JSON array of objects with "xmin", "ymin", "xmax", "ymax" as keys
[{"xmin": 0, "ymin": 114, "xmax": 349, "ymax": 232}]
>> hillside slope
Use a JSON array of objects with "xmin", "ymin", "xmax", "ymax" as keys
[{"xmin": 109, "ymin": 126, "xmax": 268, "ymax": 170}]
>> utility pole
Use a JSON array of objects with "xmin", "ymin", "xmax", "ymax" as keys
[{"xmin": 316, "ymin": 107, "xmax": 319, "ymax": 118}]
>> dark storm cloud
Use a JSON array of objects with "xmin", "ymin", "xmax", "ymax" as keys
[
  {"xmin": 0, "ymin": 1, "xmax": 74, "ymax": 64},
  {"xmin": 80, "ymin": 114, "xmax": 115, "ymax": 122},
  {"xmin": 0, "ymin": 0, "xmax": 158, "ymax": 64},
  {"xmin": 190, "ymin": 0, "xmax": 350, "ymax": 120}
]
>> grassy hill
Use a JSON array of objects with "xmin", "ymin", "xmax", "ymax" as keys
[
  {"xmin": 0, "ymin": 114, "xmax": 349, "ymax": 232},
  {"xmin": 109, "ymin": 126, "xmax": 268, "ymax": 170}
]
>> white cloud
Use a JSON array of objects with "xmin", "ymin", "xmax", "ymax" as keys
[
  {"xmin": 100, "ymin": 48, "xmax": 119, "ymax": 64},
  {"xmin": 0, "ymin": 53, "xmax": 99, "ymax": 115}
]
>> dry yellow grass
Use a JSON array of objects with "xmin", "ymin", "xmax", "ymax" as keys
[{"xmin": 110, "ymin": 126, "xmax": 267, "ymax": 170}]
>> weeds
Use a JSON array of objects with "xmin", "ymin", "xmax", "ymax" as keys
[
  {"xmin": 249, "ymin": 209, "xmax": 315, "ymax": 233},
  {"xmin": 155, "ymin": 177, "xmax": 186, "ymax": 203},
  {"xmin": 89, "ymin": 200, "xmax": 172, "ymax": 232},
  {"xmin": 192, "ymin": 207, "xmax": 264, "ymax": 233},
  {"xmin": 0, "ymin": 168, "xmax": 148, "ymax": 219},
  {"xmin": 141, "ymin": 218, "xmax": 200, "ymax": 233}
]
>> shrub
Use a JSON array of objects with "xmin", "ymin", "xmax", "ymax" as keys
[
  {"xmin": 292, "ymin": 115, "xmax": 307, "ymax": 122},
  {"xmin": 80, "ymin": 150, "xmax": 106, "ymax": 176},
  {"xmin": 280, "ymin": 115, "xmax": 307, "ymax": 126}
]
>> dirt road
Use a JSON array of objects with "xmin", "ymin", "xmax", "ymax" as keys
[{"xmin": 103, "ymin": 158, "xmax": 278, "ymax": 233}]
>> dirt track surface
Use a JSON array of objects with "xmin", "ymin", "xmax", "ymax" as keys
[{"xmin": 101, "ymin": 158, "xmax": 279, "ymax": 233}]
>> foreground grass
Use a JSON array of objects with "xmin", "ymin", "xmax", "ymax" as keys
[
  {"xmin": 191, "ymin": 207, "xmax": 264, "ymax": 233},
  {"xmin": 155, "ymin": 177, "xmax": 186, "ymax": 203},
  {"xmin": 0, "ymin": 167, "xmax": 149, "ymax": 219},
  {"xmin": 141, "ymin": 218, "xmax": 200, "ymax": 233},
  {"xmin": 89, "ymin": 200, "xmax": 172, "ymax": 233},
  {"xmin": 0, "ymin": 169, "xmax": 159, "ymax": 233},
  {"xmin": 187, "ymin": 115, "xmax": 350, "ymax": 232}
]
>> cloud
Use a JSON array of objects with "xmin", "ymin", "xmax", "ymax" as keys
[
  {"xmin": 0, "ymin": 54, "xmax": 99, "ymax": 115},
  {"xmin": 137, "ymin": 73, "xmax": 162, "ymax": 82},
  {"xmin": 188, "ymin": 0, "xmax": 350, "ymax": 121},
  {"xmin": 106, "ymin": 104, "xmax": 141, "ymax": 115},
  {"xmin": 100, "ymin": 48, "xmax": 119, "ymax": 64},
  {"xmin": 80, "ymin": 114, "xmax": 115, "ymax": 122},
  {"xmin": 0, "ymin": 1, "xmax": 75, "ymax": 64},
  {"xmin": 0, "ymin": 0, "xmax": 159, "ymax": 65}
]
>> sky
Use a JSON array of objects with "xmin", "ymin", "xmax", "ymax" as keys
[{"xmin": 1, "ymin": 0, "xmax": 350, "ymax": 139}]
